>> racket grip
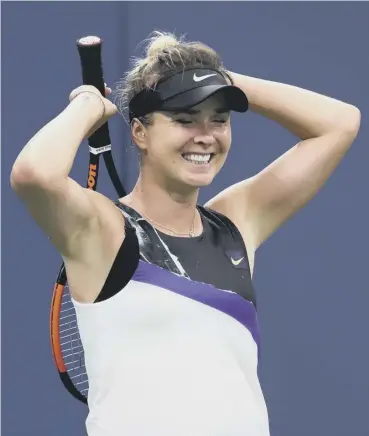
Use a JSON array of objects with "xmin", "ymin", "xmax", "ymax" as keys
[
  {"xmin": 77, "ymin": 36, "xmax": 105, "ymax": 96},
  {"xmin": 76, "ymin": 36, "xmax": 111, "ymax": 150}
]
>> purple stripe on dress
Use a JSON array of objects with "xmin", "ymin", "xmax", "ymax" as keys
[{"xmin": 132, "ymin": 260, "xmax": 260, "ymax": 347}]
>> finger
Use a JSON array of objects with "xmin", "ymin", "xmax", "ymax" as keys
[{"xmin": 105, "ymin": 87, "xmax": 112, "ymax": 96}]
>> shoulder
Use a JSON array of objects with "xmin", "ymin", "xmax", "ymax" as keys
[
  {"xmin": 203, "ymin": 197, "xmax": 256, "ymax": 274},
  {"xmin": 198, "ymin": 204, "xmax": 242, "ymax": 238}
]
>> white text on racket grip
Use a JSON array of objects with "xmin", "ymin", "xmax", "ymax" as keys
[
  {"xmin": 89, "ymin": 145, "xmax": 112, "ymax": 155},
  {"xmin": 88, "ymin": 164, "xmax": 97, "ymax": 189}
]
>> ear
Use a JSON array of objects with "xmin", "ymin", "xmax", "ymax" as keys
[{"xmin": 131, "ymin": 118, "xmax": 148, "ymax": 151}]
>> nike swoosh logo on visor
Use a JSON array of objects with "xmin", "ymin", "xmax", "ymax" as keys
[
  {"xmin": 231, "ymin": 257, "xmax": 244, "ymax": 266},
  {"xmin": 193, "ymin": 73, "xmax": 217, "ymax": 82}
]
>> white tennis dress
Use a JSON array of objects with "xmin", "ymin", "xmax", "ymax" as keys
[{"xmin": 72, "ymin": 204, "xmax": 270, "ymax": 436}]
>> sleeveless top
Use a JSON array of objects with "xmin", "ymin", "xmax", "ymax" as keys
[{"xmin": 72, "ymin": 202, "xmax": 270, "ymax": 436}]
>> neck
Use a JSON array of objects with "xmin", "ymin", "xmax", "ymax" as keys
[{"xmin": 123, "ymin": 172, "xmax": 201, "ymax": 236}]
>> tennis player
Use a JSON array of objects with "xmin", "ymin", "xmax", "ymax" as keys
[{"xmin": 11, "ymin": 32, "xmax": 360, "ymax": 436}]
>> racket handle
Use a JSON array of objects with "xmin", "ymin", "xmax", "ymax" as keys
[
  {"xmin": 77, "ymin": 36, "xmax": 105, "ymax": 95},
  {"xmin": 76, "ymin": 36, "xmax": 111, "ymax": 150},
  {"xmin": 76, "ymin": 36, "xmax": 126, "ymax": 197}
]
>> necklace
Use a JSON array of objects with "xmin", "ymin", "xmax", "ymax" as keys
[{"xmin": 141, "ymin": 208, "xmax": 197, "ymax": 238}]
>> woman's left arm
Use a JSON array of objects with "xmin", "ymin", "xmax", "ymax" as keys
[{"xmin": 207, "ymin": 72, "xmax": 361, "ymax": 251}]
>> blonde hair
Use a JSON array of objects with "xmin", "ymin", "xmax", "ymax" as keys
[{"xmin": 114, "ymin": 30, "xmax": 231, "ymax": 123}]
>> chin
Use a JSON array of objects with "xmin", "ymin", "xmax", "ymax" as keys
[{"xmin": 182, "ymin": 173, "xmax": 216, "ymax": 189}]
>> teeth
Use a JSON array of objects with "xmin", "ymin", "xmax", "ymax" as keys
[{"xmin": 182, "ymin": 153, "xmax": 211, "ymax": 164}]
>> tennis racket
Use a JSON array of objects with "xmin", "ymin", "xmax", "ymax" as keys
[{"xmin": 49, "ymin": 36, "xmax": 126, "ymax": 404}]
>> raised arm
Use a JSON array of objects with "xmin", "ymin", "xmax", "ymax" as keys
[
  {"xmin": 10, "ymin": 86, "xmax": 123, "ymax": 261},
  {"xmin": 207, "ymin": 73, "xmax": 361, "ymax": 252}
]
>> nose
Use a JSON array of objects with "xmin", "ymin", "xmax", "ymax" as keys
[
  {"xmin": 193, "ymin": 134, "xmax": 216, "ymax": 146},
  {"xmin": 193, "ymin": 121, "xmax": 216, "ymax": 146}
]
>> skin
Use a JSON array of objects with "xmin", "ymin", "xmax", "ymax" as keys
[
  {"xmin": 135, "ymin": 102, "xmax": 230, "ymax": 192},
  {"xmin": 11, "ymin": 73, "xmax": 361, "ymax": 303},
  {"xmin": 124, "ymin": 94, "xmax": 232, "ymax": 230}
]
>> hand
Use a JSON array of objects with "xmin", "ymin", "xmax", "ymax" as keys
[{"xmin": 69, "ymin": 84, "xmax": 118, "ymax": 138}]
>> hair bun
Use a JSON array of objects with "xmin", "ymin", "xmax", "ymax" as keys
[{"xmin": 146, "ymin": 32, "xmax": 180, "ymax": 59}]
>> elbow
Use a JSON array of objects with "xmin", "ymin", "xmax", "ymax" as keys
[
  {"xmin": 339, "ymin": 105, "xmax": 361, "ymax": 138},
  {"xmin": 10, "ymin": 162, "xmax": 60, "ymax": 195},
  {"xmin": 10, "ymin": 162, "xmax": 41, "ymax": 194}
]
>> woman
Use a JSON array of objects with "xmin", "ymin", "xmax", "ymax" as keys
[{"xmin": 11, "ymin": 31, "xmax": 360, "ymax": 436}]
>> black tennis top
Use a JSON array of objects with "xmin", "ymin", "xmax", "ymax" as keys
[{"xmin": 95, "ymin": 201, "xmax": 256, "ymax": 308}]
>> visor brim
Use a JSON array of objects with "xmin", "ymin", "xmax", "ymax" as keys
[{"xmin": 161, "ymin": 85, "xmax": 249, "ymax": 113}]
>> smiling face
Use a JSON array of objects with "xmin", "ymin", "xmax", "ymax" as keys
[{"xmin": 132, "ymin": 93, "xmax": 232, "ymax": 192}]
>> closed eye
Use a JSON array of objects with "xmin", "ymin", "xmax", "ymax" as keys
[
  {"xmin": 175, "ymin": 119, "xmax": 193, "ymax": 125},
  {"xmin": 175, "ymin": 118, "xmax": 228, "ymax": 125}
]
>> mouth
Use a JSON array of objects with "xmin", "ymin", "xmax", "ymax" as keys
[{"xmin": 181, "ymin": 152, "xmax": 214, "ymax": 165}]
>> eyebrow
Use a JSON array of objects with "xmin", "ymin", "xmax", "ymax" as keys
[{"xmin": 171, "ymin": 107, "xmax": 229, "ymax": 115}]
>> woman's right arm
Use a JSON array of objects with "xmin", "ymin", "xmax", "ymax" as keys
[{"xmin": 10, "ymin": 87, "xmax": 124, "ymax": 261}]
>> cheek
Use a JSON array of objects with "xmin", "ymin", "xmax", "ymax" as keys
[
  {"xmin": 151, "ymin": 127, "xmax": 190, "ymax": 154},
  {"xmin": 145, "ymin": 132, "xmax": 181, "ymax": 165},
  {"xmin": 217, "ymin": 128, "xmax": 232, "ymax": 153}
]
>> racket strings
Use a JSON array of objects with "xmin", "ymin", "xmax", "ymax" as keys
[{"xmin": 60, "ymin": 284, "xmax": 89, "ymax": 396}]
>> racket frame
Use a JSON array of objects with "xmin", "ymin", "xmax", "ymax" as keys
[{"xmin": 49, "ymin": 36, "xmax": 125, "ymax": 404}]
